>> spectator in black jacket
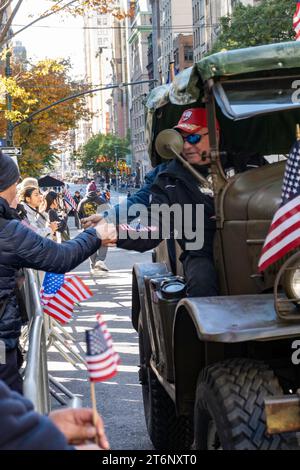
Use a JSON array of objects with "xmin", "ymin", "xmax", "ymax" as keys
[
  {"xmin": 0, "ymin": 379, "xmax": 109, "ymax": 450},
  {"xmin": 73, "ymin": 191, "xmax": 81, "ymax": 229},
  {"xmin": 45, "ymin": 190, "xmax": 69, "ymax": 240},
  {"xmin": 0, "ymin": 153, "xmax": 116, "ymax": 392}
]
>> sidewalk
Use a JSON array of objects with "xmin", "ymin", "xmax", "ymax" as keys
[{"xmin": 47, "ymin": 218, "xmax": 152, "ymax": 449}]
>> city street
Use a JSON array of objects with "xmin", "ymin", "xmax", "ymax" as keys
[{"xmin": 48, "ymin": 206, "xmax": 153, "ymax": 450}]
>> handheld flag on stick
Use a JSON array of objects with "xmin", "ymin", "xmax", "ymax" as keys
[
  {"xmin": 85, "ymin": 314, "xmax": 120, "ymax": 382},
  {"xmin": 40, "ymin": 272, "xmax": 93, "ymax": 324},
  {"xmin": 258, "ymin": 138, "xmax": 300, "ymax": 272},
  {"xmin": 85, "ymin": 314, "xmax": 120, "ymax": 446},
  {"xmin": 63, "ymin": 188, "xmax": 77, "ymax": 211}
]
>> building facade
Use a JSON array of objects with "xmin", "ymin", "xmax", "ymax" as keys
[
  {"xmin": 13, "ymin": 41, "xmax": 27, "ymax": 64},
  {"xmin": 128, "ymin": 0, "xmax": 152, "ymax": 181},
  {"xmin": 158, "ymin": 0, "xmax": 193, "ymax": 83},
  {"xmin": 111, "ymin": 8, "xmax": 130, "ymax": 139},
  {"xmin": 83, "ymin": 12, "xmax": 114, "ymax": 139},
  {"xmin": 149, "ymin": 0, "xmax": 161, "ymax": 85},
  {"xmin": 193, "ymin": 0, "xmax": 260, "ymax": 62},
  {"xmin": 173, "ymin": 34, "xmax": 193, "ymax": 73}
]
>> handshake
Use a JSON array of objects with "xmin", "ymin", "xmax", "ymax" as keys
[{"xmin": 82, "ymin": 215, "xmax": 117, "ymax": 247}]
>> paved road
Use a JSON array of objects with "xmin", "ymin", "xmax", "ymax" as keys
[{"xmin": 48, "ymin": 217, "xmax": 153, "ymax": 450}]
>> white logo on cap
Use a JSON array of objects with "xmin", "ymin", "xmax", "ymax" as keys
[{"xmin": 182, "ymin": 111, "xmax": 192, "ymax": 121}]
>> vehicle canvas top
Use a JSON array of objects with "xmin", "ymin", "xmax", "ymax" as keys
[{"xmin": 146, "ymin": 41, "xmax": 300, "ymax": 168}]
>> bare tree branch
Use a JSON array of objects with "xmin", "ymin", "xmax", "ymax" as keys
[
  {"xmin": 0, "ymin": 0, "xmax": 13, "ymax": 14},
  {"xmin": 0, "ymin": 0, "xmax": 24, "ymax": 47}
]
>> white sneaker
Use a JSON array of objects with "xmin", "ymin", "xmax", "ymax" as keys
[
  {"xmin": 90, "ymin": 267, "xmax": 103, "ymax": 276},
  {"xmin": 94, "ymin": 260, "xmax": 109, "ymax": 272}
]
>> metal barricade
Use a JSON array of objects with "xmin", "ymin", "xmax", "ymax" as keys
[
  {"xmin": 22, "ymin": 268, "xmax": 85, "ymax": 411},
  {"xmin": 23, "ymin": 269, "xmax": 50, "ymax": 414}
]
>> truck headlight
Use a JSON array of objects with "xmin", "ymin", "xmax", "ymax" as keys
[{"xmin": 283, "ymin": 266, "xmax": 300, "ymax": 303}]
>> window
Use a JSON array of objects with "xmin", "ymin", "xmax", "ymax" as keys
[
  {"xmin": 213, "ymin": 75, "xmax": 300, "ymax": 120},
  {"xmin": 184, "ymin": 46, "xmax": 193, "ymax": 62}
]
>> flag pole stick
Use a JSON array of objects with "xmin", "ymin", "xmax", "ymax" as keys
[
  {"xmin": 90, "ymin": 382, "xmax": 99, "ymax": 446},
  {"xmin": 296, "ymin": 124, "xmax": 300, "ymax": 141}
]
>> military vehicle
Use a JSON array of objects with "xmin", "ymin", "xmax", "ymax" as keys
[{"xmin": 132, "ymin": 42, "xmax": 300, "ymax": 450}]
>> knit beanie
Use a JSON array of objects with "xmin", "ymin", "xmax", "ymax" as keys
[{"xmin": 0, "ymin": 153, "xmax": 20, "ymax": 192}]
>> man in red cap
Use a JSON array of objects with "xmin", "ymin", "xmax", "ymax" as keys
[
  {"xmin": 114, "ymin": 107, "xmax": 219, "ymax": 297},
  {"xmin": 174, "ymin": 107, "xmax": 219, "ymax": 167}
]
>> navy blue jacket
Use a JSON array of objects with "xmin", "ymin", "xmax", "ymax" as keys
[
  {"xmin": 0, "ymin": 379, "xmax": 72, "ymax": 450},
  {"xmin": 0, "ymin": 197, "xmax": 101, "ymax": 350},
  {"xmin": 117, "ymin": 159, "xmax": 216, "ymax": 260},
  {"xmin": 106, "ymin": 163, "xmax": 168, "ymax": 224}
]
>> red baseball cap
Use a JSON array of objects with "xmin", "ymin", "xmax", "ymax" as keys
[{"xmin": 174, "ymin": 108, "xmax": 219, "ymax": 134}]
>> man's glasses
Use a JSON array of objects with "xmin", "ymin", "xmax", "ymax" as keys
[{"xmin": 183, "ymin": 133, "xmax": 208, "ymax": 144}]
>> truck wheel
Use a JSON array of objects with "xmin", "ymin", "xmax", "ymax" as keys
[
  {"xmin": 194, "ymin": 359, "xmax": 296, "ymax": 450},
  {"xmin": 138, "ymin": 317, "xmax": 193, "ymax": 451}
]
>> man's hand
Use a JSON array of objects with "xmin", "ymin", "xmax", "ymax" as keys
[
  {"xmin": 95, "ymin": 219, "xmax": 117, "ymax": 247},
  {"xmin": 75, "ymin": 444, "xmax": 104, "ymax": 450},
  {"xmin": 49, "ymin": 408, "xmax": 110, "ymax": 449},
  {"xmin": 81, "ymin": 214, "xmax": 102, "ymax": 229}
]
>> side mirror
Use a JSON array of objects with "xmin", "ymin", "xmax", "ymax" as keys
[{"xmin": 155, "ymin": 129, "xmax": 184, "ymax": 160}]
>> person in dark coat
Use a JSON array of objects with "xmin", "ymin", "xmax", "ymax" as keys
[
  {"xmin": 0, "ymin": 379, "xmax": 109, "ymax": 450},
  {"xmin": 45, "ymin": 190, "xmax": 69, "ymax": 240},
  {"xmin": 73, "ymin": 191, "xmax": 82, "ymax": 229},
  {"xmin": 0, "ymin": 153, "xmax": 116, "ymax": 392},
  {"xmin": 116, "ymin": 108, "xmax": 219, "ymax": 297}
]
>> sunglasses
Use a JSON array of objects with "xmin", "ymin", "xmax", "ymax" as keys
[{"xmin": 183, "ymin": 132, "xmax": 208, "ymax": 144}]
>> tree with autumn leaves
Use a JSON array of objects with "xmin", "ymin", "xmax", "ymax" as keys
[
  {"xmin": 80, "ymin": 132, "xmax": 130, "ymax": 178},
  {"xmin": 0, "ymin": 0, "xmax": 135, "ymax": 175},
  {"xmin": 0, "ymin": 57, "xmax": 91, "ymax": 176}
]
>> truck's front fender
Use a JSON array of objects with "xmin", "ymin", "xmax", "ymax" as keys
[{"xmin": 173, "ymin": 294, "xmax": 300, "ymax": 416}]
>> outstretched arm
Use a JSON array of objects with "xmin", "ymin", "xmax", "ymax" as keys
[{"xmin": 2, "ymin": 220, "xmax": 116, "ymax": 274}]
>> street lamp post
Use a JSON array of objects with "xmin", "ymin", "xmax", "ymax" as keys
[{"xmin": 5, "ymin": 50, "xmax": 13, "ymax": 146}]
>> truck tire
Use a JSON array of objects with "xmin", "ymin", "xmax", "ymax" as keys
[
  {"xmin": 138, "ymin": 317, "xmax": 193, "ymax": 451},
  {"xmin": 194, "ymin": 359, "xmax": 297, "ymax": 450}
]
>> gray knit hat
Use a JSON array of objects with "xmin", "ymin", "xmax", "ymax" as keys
[{"xmin": 0, "ymin": 152, "xmax": 20, "ymax": 192}]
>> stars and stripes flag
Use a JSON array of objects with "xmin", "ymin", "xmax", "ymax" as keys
[
  {"xmin": 63, "ymin": 188, "xmax": 77, "ymax": 211},
  {"xmin": 40, "ymin": 272, "xmax": 93, "ymax": 324},
  {"xmin": 293, "ymin": 2, "xmax": 300, "ymax": 40},
  {"xmin": 85, "ymin": 314, "xmax": 120, "ymax": 382},
  {"xmin": 258, "ymin": 140, "xmax": 300, "ymax": 272}
]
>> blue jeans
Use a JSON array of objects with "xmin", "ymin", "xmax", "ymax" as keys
[
  {"xmin": 183, "ymin": 255, "xmax": 219, "ymax": 297},
  {"xmin": 0, "ymin": 348, "xmax": 23, "ymax": 394},
  {"xmin": 90, "ymin": 245, "xmax": 108, "ymax": 268}
]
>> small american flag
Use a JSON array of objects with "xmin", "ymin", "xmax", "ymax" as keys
[
  {"xmin": 294, "ymin": 2, "xmax": 300, "ymax": 41},
  {"xmin": 40, "ymin": 273, "xmax": 93, "ymax": 324},
  {"xmin": 40, "ymin": 272, "xmax": 65, "ymax": 305},
  {"xmin": 63, "ymin": 188, "xmax": 77, "ymax": 211},
  {"xmin": 258, "ymin": 140, "xmax": 300, "ymax": 272},
  {"xmin": 85, "ymin": 314, "xmax": 120, "ymax": 382}
]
